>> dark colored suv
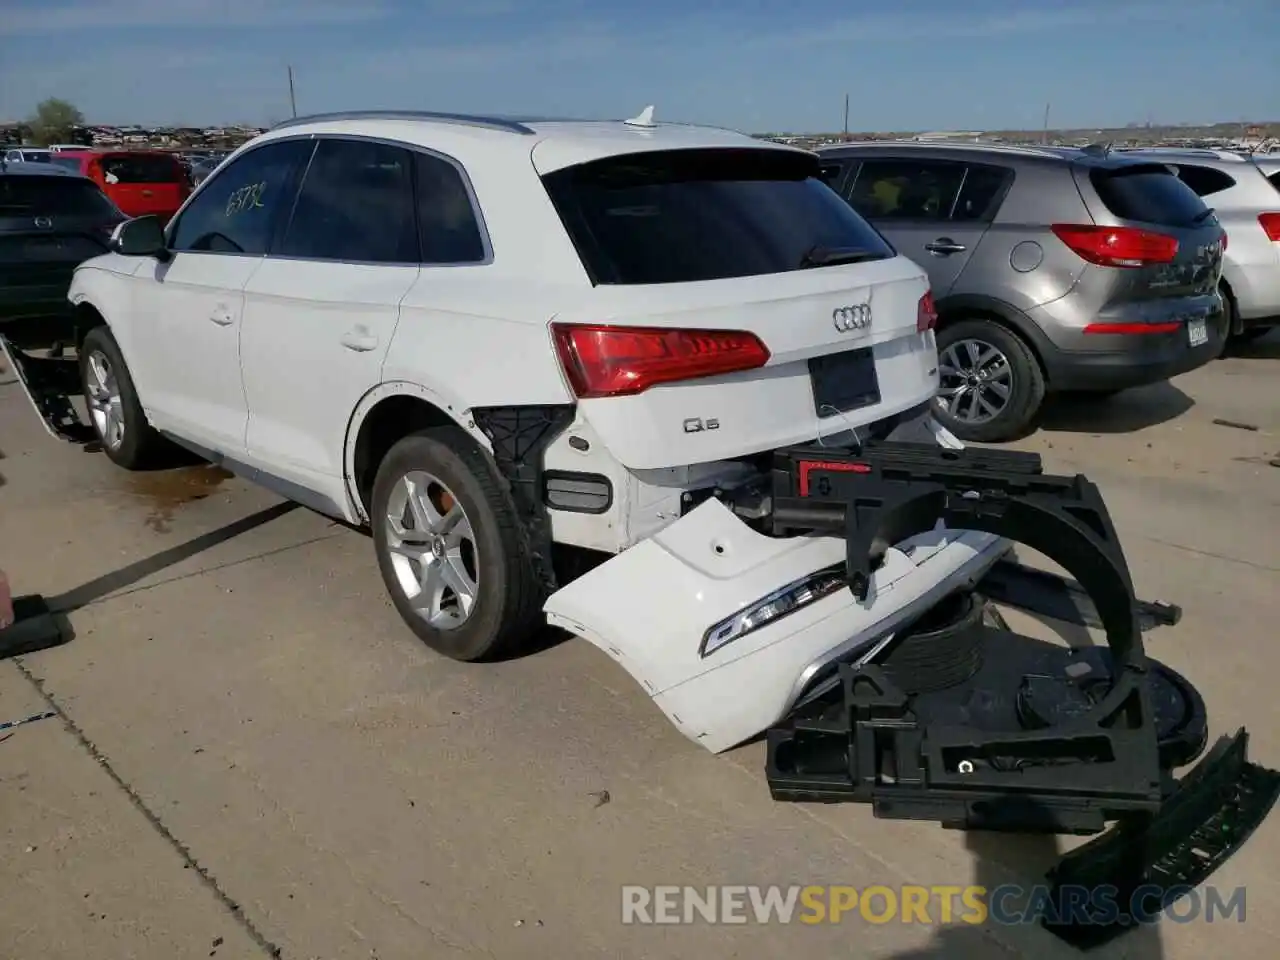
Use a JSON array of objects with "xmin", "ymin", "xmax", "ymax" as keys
[
  {"xmin": 817, "ymin": 141, "xmax": 1228, "ymax": 441},
  {"xmin": 0, "ymin": 164, "xmax": 125, "ymax": 348}
]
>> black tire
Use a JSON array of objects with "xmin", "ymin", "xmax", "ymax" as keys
[
  {"xmin": 370, "ymin": 426, "xmax": 544, "ymax": 662},
  {"xmin": 79, "ymin": 326, "xmax": 166, "ymax": 469},
  {"xmin": 933, "ymin": 317, "xmax": 1046, "ymax": 443}
]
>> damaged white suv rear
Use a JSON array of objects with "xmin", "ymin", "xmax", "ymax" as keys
[{"xmin": 20, "ymin": 109, "xmax": 1008, "ymax": 752}]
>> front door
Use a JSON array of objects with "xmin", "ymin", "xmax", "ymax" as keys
[
  {"xmin": 239, "ymin": 137, "xmax": 424, "ymax": 496},
  {"xmin": 844, "ymin": 157, "xmax": 1005, "ymax": 297},
  {"xmin": 129, "ymin": 137, "xmax": 314, "ymax": 455}
]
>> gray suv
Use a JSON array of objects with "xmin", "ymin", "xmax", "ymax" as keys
[
  {"xmin": 1118, "ymin": 148, "xmax": 1280, "ymax": 344},
  {"xmin": 817, "ymin": 141, "xmax": 1228, "ymax": 442}
]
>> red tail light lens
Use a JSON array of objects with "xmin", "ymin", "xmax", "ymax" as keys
[
  {"xmin": 552, "ymin": 323, "xmax": 771, "ymax": 399},
  {"xmin": 1259, "ymin": 213, "xmax": 1280, "ymax": 242},
  {"xmin": 1050, "ymin": 224, "xmax": 1179, "ymax": 268},
  {"xmin": 1221, "ymin": 232, "xmax": 1228, "ymax": 252},
  {"xmin": 916, "ymin": 290, "xmax": 938, "ymax": 333},
  {"xmin": 1083, "ymin": 322, "xmax": 1180, "ymax": 335}
]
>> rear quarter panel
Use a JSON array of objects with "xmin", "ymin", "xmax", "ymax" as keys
[{"xmin": 951, "ymin": 160, "xmax": 1088, "ymax": 313}]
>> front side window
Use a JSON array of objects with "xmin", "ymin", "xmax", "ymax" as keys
[
  {"xmin": 846, "ymin": 159, "xmax": 967, "ymax": 221},
  {"xmin": 278, "ymin": 138, "xmax": 417, "ymax": 263},
  {"xmin": 168, "ymin": 138, "xmax": 313, "ymax": 255}
]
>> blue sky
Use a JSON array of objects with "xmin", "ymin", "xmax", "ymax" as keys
[{"xmin": 1, "ymin": 0, "xmax": 1276, "ymax": 132}]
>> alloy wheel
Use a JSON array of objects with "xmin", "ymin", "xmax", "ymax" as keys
[
  {"xmin": 85, "ymin": 350, "xmax": 125, "ymax": 449},
  {"xmin": 936, "ymin": 338, "xmax": 1014, "ymax": 425},
  {"xmin": 384, "ymin": 470, "xmax": 479, "ymax": 630}
]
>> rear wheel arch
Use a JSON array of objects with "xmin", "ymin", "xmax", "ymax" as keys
[
  {"xmin": 935, "ymin": 294, "xmax": 1051, "ymax": 382},
  {"xmin": 345, "ymin": 384, "xmax": 488, "ymax": 524}
]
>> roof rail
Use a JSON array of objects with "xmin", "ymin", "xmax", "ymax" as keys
[
  {"xmin": 270, "ymin": 110, "xmax": 537, "ymax": 135},
  {"xmin": 1119, "ymin": 146, "xmax": 1248, "ymax": 162},
  {"xmin": 819, "ymin": 139, "xmax": 1067, "ymax": 159}
]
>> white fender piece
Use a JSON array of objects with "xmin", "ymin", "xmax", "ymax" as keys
[{"xmin": 544, "ymin": 499, "xmax": 1009, "ymax": 753}]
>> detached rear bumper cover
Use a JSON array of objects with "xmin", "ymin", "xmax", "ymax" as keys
[{"xmin": 544, "ymin": 496, "xmax": 1006, "ymax": 753}]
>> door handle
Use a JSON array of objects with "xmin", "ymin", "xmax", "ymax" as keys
[
  {"xmin": 209, "ymin": 307, "xmax": 234, "ymax": 326},
  {"xmin": 925, "ymin": 238, "xmax": 967, "ymax": 256},
  {"xmin": 340, "ymin": 329, "xmax": 379, "ymax": 352}
]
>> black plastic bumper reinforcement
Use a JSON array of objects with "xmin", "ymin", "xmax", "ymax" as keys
[
  {"xmin": 0, "ymin": 333, "xmax": 95, "ymax": 445},
  {"xmin": 763, "ymin": 439, "xmax": 1278, "ymax": 947}
]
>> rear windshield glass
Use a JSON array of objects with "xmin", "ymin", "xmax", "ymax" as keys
[
  {"xmin": 1089, "ymin": 164, "xmax": 1209, "ymax": 227},
  {"xmin": 98, "ymin": 153, "xmax": 182, "ymax": 184},
  {"xmin": 0, "ymin": 175, "xmax": 120, "ymax": 217},
  {"xmin": 541, "ymin": 148, "xmax": 895, "ymax": 285},
  {"xmin": 49, "ymin": 155, "xmax": 84, "ymax": 172}
]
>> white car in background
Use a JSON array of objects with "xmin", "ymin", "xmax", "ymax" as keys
[{"xmin": 30, "ymin": 108, "xmax": 1006, "ymax": 752}]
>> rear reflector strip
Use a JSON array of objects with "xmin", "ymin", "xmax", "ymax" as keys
[
  {"xmin": 700, "ymin": 563, "xmax": 848, "ymax": 658},
  {"xmin": 1083, "ymin": 322, "xmax": 1181, "ymax": 335}
]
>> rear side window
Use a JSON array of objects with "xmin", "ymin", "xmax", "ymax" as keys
[
  {"xmin": 98, "ymin": 153, "xmax": 183, "ymax": 184},
  {"xmin": 0, "ymin": 175, "xmax": 119, "ymax": 217},
  {"xmin": 1088, "ymin": 164, "xmax": 1209, "ymax": 226},
  {"xmin": 414, "ymin": 152, "xmax": 486, "ymax": 264},
  {"xmin": 278, "ymin": 138, "xmax": 417, "ymax": 263},
  {"xmin": 846, "ymin": 159, "xmax": 966, "ymax": 221},
  {"xmin": 541, "ymin": 148, "xmax": 893, "ymax": 285},
  {"xmin": 952, "ymin": 164, "xmax": 1013, "ymax": 222},
  {"xmin": 1268, "ymin": 171, "xmax": 1280, "ymax": 191},
  {"xmin": 1163, "ymin": 163, "xmax": 1236, "ymax": 198}
]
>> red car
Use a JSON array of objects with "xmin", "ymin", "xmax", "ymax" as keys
[{"xmin": 50, "ymin": 149, "xmax": 190, "ymax": 225}]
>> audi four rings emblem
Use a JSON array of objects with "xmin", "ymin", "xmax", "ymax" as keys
[{"xmin": 832, "ymin": 303, "xmax": 872, "ymax": 333}]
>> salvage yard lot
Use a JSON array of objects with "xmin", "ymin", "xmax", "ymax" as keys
[{"xmin": 2, "ymin": 337, "xmax": 1279, "ymax": 960}]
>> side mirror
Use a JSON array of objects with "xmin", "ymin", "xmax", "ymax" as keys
[{"xmin": 109, "ymin": 215, "xmax": 169, "ymax": 260}]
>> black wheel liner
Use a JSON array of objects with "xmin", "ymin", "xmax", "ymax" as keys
[{"xmin": 764, "ymin": 439, "xmax": 1278, "ymax": 945}]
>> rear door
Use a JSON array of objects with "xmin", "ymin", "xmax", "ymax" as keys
[
  {"xmin": 94, "ymin": 152, "xmax": 189, "ymax": 222},
  {"xmin": 0, "ymin": 174, "xmax": 122, "ymax": 318},
  {"xmin": 538, "ymin": 147, "xmax": 936, "ymax": 471},
  {"xmin": 844, "ymin": 157, "xmax": 1008, "ymax": 296},
  {"xmin": 240, "ymin": 136, "xmax": 424, "ymax": 493}
]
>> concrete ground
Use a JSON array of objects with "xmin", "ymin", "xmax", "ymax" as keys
[{"xmin": 2, "ymin": 335, "xmax": 1278, "ymax": 960}]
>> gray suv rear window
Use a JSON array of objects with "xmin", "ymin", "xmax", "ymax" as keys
[
  {"xmin": 1089, "ymin": 164, "xmax": 1209, "ymax": 227},
  {"xmin": 542, "ymin": 148, "xmax": 894, "ymax": 285}
]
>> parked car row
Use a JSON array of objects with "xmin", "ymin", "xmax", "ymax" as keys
[
  {"xmin": 814, "ymin": 140, "xmax": 1249, "ymax": 440},
  {"xmin": 0, "ymin": 110, "xmax": 1268, "ymax": 737}
]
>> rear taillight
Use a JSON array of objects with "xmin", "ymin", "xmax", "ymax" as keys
[
  {"xmin": 1259, "ymin": 213, "xmax": 1280, "ymax": 242},
  {"xmin": 551, "ymin": 323, "xmax": 770, "ymax": 399},
  {"xmin": 1221, "ymin": 232, "xmax": 1228, "ymax": 252},
  {"xmin": 917, "ymin": 290, "xmax": 938, "ymax": 333},
  {"xmin": 1051, "ymin": 224, "xmax": 1179, "ymax": 268}
]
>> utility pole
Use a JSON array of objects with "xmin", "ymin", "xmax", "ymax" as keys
[
  {"xmin": 287, "ymin": 65, "xmax": 297, "ymax": 118},
  {"xmin": 843, "ymin": 93, "xmax": 849, "ymax": 140},
  {"xmin": 1042, "ymin": 102, "xmax": 1050, "ymax": 144}
]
